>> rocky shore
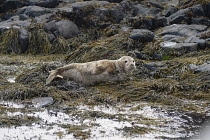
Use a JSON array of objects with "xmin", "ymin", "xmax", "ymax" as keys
[{"xmin": 0, "ymin": 0, "xmax": 210, "ymax": 139}]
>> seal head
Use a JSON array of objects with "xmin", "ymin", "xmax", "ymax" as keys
[{"xmin": 117, "ymin": 56, "xmax": 136, "ymax": 72}]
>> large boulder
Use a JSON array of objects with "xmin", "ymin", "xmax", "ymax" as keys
[{"xmin": 44, "ymin": 20, "xmax": 80, "ymax": 39}]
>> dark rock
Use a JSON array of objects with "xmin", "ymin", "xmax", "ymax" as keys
[
  {"xmin": 16, "ymin": 6, "xmax": 52, "ymax": 17},
  {"xmin": 191, "ymin": 4, "xmax": 206, "ymax": 17},
  {"xmin": 3, "ymin": 0, "xmax": 23, "ymax": 12},
  {"xmin": 167, "ymin": 8, "xmax": 190, "ymax": 24},
  {"xmin": 18, "ymin": 28, "xmax": 29, "ymax": 53},
  {"xmin": 134, "ymin": 51, "xmax": 147, "ymax": 60},
  {"xmin": 26, "ymin": 0, "xmax": 59, "ymax": 8},
  {"xmin": 32, "ymin": 97, "xmax": 54, "ymax": 108},
  {"xmin": 143, "ymin": 62, "xmax": 167, "ymax": 71},
  {"xmin": 44, "ymin": 20, "xmax": 80, "ymax": 39},
  {"xmin": 129, "ymin": 29, "xmax": 154, "ymax": 42},
  {"xmin": 191, "ymin": 18, "xmax": 210, "ymax": 26},
  {"xmin": 164, "ymin": 5, "xmax": 177, "ymax": 17},
  {"xmin": 206, "ymin": 2, "xmax": 210, "ymax": 18}
]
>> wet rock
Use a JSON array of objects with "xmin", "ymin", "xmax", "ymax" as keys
[
  {"xmin": 43, "ymin": 20, "xmax": 80, "ymax": 39},
  {"xmin": 189, "ymin": 62, "xmax": 210, "ymax": 73},
  {"xmin": 129, "ymin": 29, "xmax": 154, "ymax": 42},
  {"xmin": 18, "ymin": 28, "xmax": 29, "ymax": 53},
  {"xmin": 143, "ymin": 62, "xmax": 167, "ymax": 71},
  {"xmin": 16, "ymin": 6, "xmax": 52, "ymax": 17},
  {"xmin": 32, "ymin": 97, "xmax": 54, "ymax": 108},
  {"xmin": 157, "ymin": 24, "xmax": 208, "ymax": 37},
  {"xmin": 0, "ymin": 17, "xmax": 31, "ymax": 35},
  {"xmin": 160, "ymin": 41, "xmax": 198, "ymax": 52}
]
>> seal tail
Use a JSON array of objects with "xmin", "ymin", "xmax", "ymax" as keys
[{"xmin": 46, "ymin": 70, "xmax": 63, "ymax": 85}]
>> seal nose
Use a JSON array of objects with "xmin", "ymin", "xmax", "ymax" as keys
[{"xmin": 130, "ymin": 63, "xmax": 134, "ymax": 67}]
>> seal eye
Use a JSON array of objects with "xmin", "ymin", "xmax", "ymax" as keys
[{"xmin": 124, "ymin": 60, "xmax": 128, "ymax": 63}]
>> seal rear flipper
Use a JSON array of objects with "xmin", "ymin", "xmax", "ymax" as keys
[{"xmin": 46, "ymin": 70, "xmax": 58, "ymax": 85}]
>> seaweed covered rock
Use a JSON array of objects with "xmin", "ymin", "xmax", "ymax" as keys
[
  {"xmin": 124, "ymin": 16, "xmax": 167, "ymax": 30},
  {"xmin": 129, "ymin": 29, "xmax": 154, "ymax": 42},
  {"xmin": 59, "ymin": 1, "xmax": 125, "ymax": 27},
  {"xmin": 168, "ymin": 2, "xmax": 210, "ymax": 24}
]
